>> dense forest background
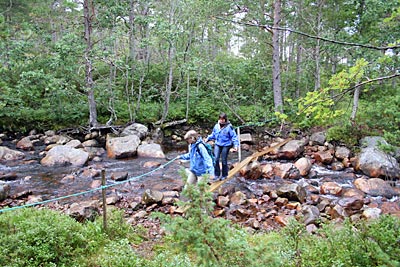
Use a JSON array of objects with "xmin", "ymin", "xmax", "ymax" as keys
[{"xmin": 0, "ymin": 0, "xmax": 399, "ymax": 146}]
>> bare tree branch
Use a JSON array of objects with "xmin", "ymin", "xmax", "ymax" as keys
[
  {"xmin": 333, "ymin": 73, "xmax": 400, "ymax": 99},
  {"xmin": 214, "ymin": 16, "xmax": 400, "ymax": 51},
  {"xmin": 298, "ymin": 72, "xmax": 400, "ymax": 115}
]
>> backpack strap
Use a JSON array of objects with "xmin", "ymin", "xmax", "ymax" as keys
[{"xmin": 195, "ymin": 142, "xmax": 205, "ymax": 156}]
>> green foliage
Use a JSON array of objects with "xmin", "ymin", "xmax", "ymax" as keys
[
  {"xmin": 279, "ymin": 217, "xmax": 400, "ymax": 267},
  {"xmin": 0, "ymin": 199, "xmax": 399, "ymax": 266},
  {"xmin": 0, "ymin": 208, "xmax": 92, "ymax": 267},
  {"xmin": 326, "ymin": 121, "xmax": 373, "ymax": 146},
  {"xmin": 294, "ymin": 59, "xmax": 369, "ymax": 129},
  {"xmin": 154, "ymin": 171, "xmax": 283, "ymax": 267},
  {"xmin": 0, "ymin": 207, "xmax": 146, "ymax": 267},
  {"xmin": 94, "ymin": 239, "xmax": 146, "ymax": 267},
  {"xmin": 361, "ymin": 88, "xmax": 400, "ymax": 146}
]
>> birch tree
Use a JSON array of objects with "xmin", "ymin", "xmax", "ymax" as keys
[{"xmin": 83, "ymin": 0, "xmax": 98, "ymax": 127}]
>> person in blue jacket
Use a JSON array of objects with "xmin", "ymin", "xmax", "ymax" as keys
[
  {"xmin": 178, "ymin": 130, "xmax": 215, "ymax": 186},
  {"xmin": 206, "ymin": 112, "xmax": 239, "ymax": 181}
]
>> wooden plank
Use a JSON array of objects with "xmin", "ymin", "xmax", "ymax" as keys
[
  {"xmin": 208, "ymin": 138, "xmax": 292, "ymax": 192},
  {"xmin": 175, "ymin": 138, "xmax": 292, "ymax": 214}
]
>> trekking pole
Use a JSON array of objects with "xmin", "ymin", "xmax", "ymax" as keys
[
  {"xmin": 237, "ymin": 127, "xmax": 241, "ymax": 162},
  {"xmin": 101, "ymin": 169, "xmax": 107, "ymax": 232}
]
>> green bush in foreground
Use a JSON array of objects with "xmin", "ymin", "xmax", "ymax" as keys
[
  {"xmin": 0, "ymin": 194, "xmax": 399, "ymax": 267},
  {"xmin": 280, "ymin": 217, "xmax": 400, "ymax": 267},
  {"xmin": 0, "ymin": 208, "xmax": 144, "ymax": 267}
]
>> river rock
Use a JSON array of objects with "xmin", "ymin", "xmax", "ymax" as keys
[
  {"xmin": 0, "ymin": 172, "xmax": 18, "ymax": 181},
  {"xmin": 314, "ymin": 150, "xmax": 334, "ymax": 165},
  {"xmin": 43, "ymin": 134, "xmax": 71, "ymax": 145},
  {"xmin": 261, "ymin": 163, "xmax": 274, "ymax": 178},
  {"xmin": 337, "ymin": 196, "xmax": 364, "ymax": 215},
  {"xmin": 362, "ymin": 207, "xmax": 382, "ymax": 220},
  {"xmin": 360, "ymin": 136, "xmax": 389, "ymax": 148},
  {"xmin": 67, "ymin": 200, "xmax": 100, "ymax": 222},
  {"xmin": 111, "ymin": 171, "xmax": 128, "ymax": 181},
  {"xmin": 142, "ymin": 189, "xmax": 163, "ymax": 205},
  {"xmin": 310, "ymin": 131, "xmax": 326, "ymax": 145},
  {"xmin": 335, "ymin": 146, "xmax": 351, "ymax": 160},
  {"xmin": 230, "ymin": 191, "xmax": 247, "ymax": 205},
  {"xmin": 301, "ymin": 205, "xmax": 320, "ymax": 225},
  {"xmin": 278, "ymin": 139, "xmax": 306, "ymax": 159},
  {"xmin": 355, "ymin": 147, "xmax": 400, "ymax": 179},
  {"xmin": 239, "ymin": 133, "xmax": 253, "ymax": 144},
  {"xmin": 106, "ymin": 134, "xmax": 140, "ymax": 159},
  {"xmin": 40, "ymin": 145, "xmax": 89, "ymax": 167},
  {"xmin": 65, "ymin": 139, "xmax": 82, "ymax": 148},
  {"xmin": 354, "ymin": 177, "xmax": 398, "ymax": 198},
  {"xmin": 16, "ymin": 137, "xmax": 34, "ymax": 151},
  {"xmin": 320, "ymin": 181, "xmax": 342, "ymax": 196},
  {"xmin": 294, "ymin": 157, "xmax": 312, "ymax": 176},
  {"xmin": 143, "ymin": 161, "xmax": 162, "ymax": 168},
  {"xmin": 276, "ymin": 183, "xmax": 306, "ymax": 203},
  {"xmin": 0, "ymin": 183, "xmax": 11, "ymax": 201},
  {"xmin": 121, "ymin": 123, "xmax": 148, "ymax": 140},
  {"xmin": 137, "ymin": 143, "xmax": 165, "ymax": 159},
  {"xmin": 0, "ymin": 146, "xmax": 25, "ymax": 161},
  {"xmin": 274, "ymin": 162, "xmax": 300, "ymax": 179}
]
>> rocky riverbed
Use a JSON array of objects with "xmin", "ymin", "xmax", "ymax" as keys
[{"xmin": 1, "ymin": 123, "xmax": 399, "ymax": 235}]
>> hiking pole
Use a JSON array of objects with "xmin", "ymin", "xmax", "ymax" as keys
[{"xmin": 237, "ymin": 127, "xmax": 241, "ymax": 162}]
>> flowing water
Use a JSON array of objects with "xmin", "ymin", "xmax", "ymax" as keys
[{"xmin": 2, "ymin": 141, "xmax": 397, "ymax": 208}]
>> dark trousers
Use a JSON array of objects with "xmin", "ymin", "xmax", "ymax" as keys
[{"xmin": 214, "ymin": 145, "xmax": 230, "ymax": 178}]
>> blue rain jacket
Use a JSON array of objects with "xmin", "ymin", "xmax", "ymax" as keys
[
  {"xmin": 179, "ymin": 137, "xmax": 214, "ymax": 176},
  {"xmin": 206, "ymin": 122, "xmax": 239, "ymax": 148}
]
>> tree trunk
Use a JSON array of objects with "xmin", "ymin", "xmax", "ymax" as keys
[
  {"xmin": 160, "ymin": 2, "xmax": 176, "ymax": 124},
  {"xmin": 272, "ymin": 0, "xmax": 283, "ymax": 112},
  {"xmin": 128, "ymin": 0, "xmax": 136, "ymax": 122},
  {"xmin": 83, "ymin": 0, "xmax": 98, "ymax": 127},
  {"xmin": 350, "ymin": 84, "xmax": 361, "ymax": 122},
  {"xmin": 186, "ymin": 72, "xmax": 190, "ymax": 120},
  {"xmin": 161, "ymin": 42, "xmax": 174, "ymax": 123},
  {"xmin": 314, "ymin": 0, "xmax": 324, "ymax": 91}
]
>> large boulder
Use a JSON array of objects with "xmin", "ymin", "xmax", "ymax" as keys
[
  {"xmin": 137, "ymin": 143, "xmax": 165, "ymax": 159},
  {"xmin": 278, "ymin": 139, "xmax": 307, "ymax": 159},
  {"xmin": 355, "ymin": 136, "xmax": 400, "ymax": 179},
  {"xmin": 356, "ymin": 147, "xmax": 400, "ymax": 178},
  {"xmin": 106, "ymin": 134, "xmax": 140, "ymax": 159},
  {"xmin": 120, "ymin": 123, "xmax": 148, "ymax": 140},
  {"xmin": 354, "ymin": 177, "xmax": 398, "ymax": 198},
  {"xmin": 40, "ymin": 145, "xmax": 89, "ymax": 167}
]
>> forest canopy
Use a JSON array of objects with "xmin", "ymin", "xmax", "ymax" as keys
[{"xmin": 0, "ymin": 0, "xmax": 399, "ymax": 145}]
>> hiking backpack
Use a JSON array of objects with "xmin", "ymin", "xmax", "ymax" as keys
[{"xmin": 196, "ymin": 141, "xmax": 216, "ymax": 166}]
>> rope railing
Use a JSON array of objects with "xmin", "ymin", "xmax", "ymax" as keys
[
  {"xmin": 0, "ymin": 157, "xmax": 179, "ymax": 213},
  {"xmin": 0, "ymin": 117, "xmax": 279, "ymax": 214}
]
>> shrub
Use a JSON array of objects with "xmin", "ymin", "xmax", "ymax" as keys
[
  {"xmin": 0, "ymin": 208, "xmax": 92, "ymax": 267},
  {"xmin": 153, "ymin": 171, "xmax": 284, "ymax": 266}
]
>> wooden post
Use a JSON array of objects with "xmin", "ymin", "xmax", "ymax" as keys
[
  {"xmin": 101, "ymin": 169, "xmax": 107, "ymax": 232},
  {"xmin": 237, "ymin": 127, "xmax": 241, "ymax": 162}
]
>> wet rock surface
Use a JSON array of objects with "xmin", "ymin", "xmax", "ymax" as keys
[{"xmin": 0, "ymin": 127, "xmax": 399, "ymax": 237}]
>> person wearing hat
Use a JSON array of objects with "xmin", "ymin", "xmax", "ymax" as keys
[
  {"xmin": 178, "ymin": 130, "xmax": 215, "ymax": 185},
  {"xmin": 206, "ymin": 112, "xmax": 239, "ymax": 181}
]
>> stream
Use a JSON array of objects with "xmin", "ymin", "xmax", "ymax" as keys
[{"xmin": 2, "ymin": 139, "xmax": 386, "ymax": 209}]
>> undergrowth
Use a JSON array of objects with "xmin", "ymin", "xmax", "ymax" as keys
[{"xmin": 0, "ymin": 185, "xmax": 399, "ymax": 267}]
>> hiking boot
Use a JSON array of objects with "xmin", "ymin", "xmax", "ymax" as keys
[
  {"xmin": 220, "ymin": 176, "xmax": 227, "ymax": 181},
  {"xmin": 210, "ymin": 177, "xmax": 219, "ymax": 183}
]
